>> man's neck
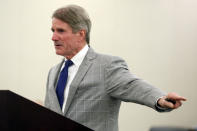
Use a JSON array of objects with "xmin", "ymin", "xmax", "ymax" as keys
[{"xmin": 65, "ymin": 43, "xmax": 87, "ymax": 60}]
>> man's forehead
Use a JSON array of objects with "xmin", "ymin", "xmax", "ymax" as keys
[
  {"xmin": 52, "ymin": 18, "xmax": 69, "ymax": 27},
  {"xmin": 51, "ymin": 18, "xmax": 74, "ymax": 32}
]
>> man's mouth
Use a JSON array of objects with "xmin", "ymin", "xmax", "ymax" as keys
[{"xmin": 54, "ymin": 43, "xmax": 62, "ymax": 47}]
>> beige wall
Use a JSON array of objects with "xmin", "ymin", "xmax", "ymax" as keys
[{"xmin": 0, "ymin": 0, "xmax": 196, "ymax": 130}]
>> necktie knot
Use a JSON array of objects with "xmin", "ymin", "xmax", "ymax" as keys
[{"xmin": 65, "ymin": 59, "xmax": 73, "ymax": 68}]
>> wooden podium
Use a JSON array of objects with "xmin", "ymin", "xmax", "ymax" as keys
[{"xmin": 0, "ymin": 90, "xmax": 93, "ymax": 131}]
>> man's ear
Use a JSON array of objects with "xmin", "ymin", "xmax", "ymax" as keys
[
  {"xmin": 80, "ymin": 30, "xmax": 86, "ymax": 37},
  {"xmin": 77, "ymin": 29, "xmax": 86, "ymax": 41}
]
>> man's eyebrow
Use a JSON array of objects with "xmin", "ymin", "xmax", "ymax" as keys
[{"xmin": 51, "ymin": 27, "xmax": 66, "ymax": 33}]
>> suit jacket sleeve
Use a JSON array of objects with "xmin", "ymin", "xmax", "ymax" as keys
[
  {"xmin": 44, "ymin": 68, "xmax": 52, "ymax": 109},
  {"xmin": 104, "ymin": 56, "xmax": 167, "ymax": 111}
]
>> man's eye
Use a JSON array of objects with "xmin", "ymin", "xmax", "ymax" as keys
[{"xmin": 57, "ymin": 29, "xmax": 65, "ymax": 33}]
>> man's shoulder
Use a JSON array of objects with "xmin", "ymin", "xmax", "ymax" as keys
[
  {"xmin": 88, "ymin": 50, "xmax": 127, "ymax": 69},
  {"xmin": 96, "ymin": 52, "xmax": 125, "ymax": 65},
  {"xmin": 90, "ymin": 48, "xmax": 124, "ymax": 63}
]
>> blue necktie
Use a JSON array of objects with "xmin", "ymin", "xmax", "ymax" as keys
[{"xmin": 56, "ymin": 60, "xmax": 73, "ymax": 109}]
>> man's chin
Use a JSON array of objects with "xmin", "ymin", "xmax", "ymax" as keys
[{"xmin": 55, "ymin": 51, "xmax": 64, "ymax": 56}]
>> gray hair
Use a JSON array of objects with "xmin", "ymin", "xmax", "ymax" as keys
[{"xmin": 52, "ymin": 5, "xmax": 91, "ymax": 44}]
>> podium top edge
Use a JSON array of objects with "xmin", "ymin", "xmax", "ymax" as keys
[{"xmin": 0, "ymin": 90, "xmax": 12, "ymax": 92}]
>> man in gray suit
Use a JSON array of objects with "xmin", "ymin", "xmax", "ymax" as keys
[{"xmin": 44, "ymin": 5, "xmax": 186, "ymax": 131}]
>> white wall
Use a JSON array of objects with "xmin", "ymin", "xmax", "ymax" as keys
[{"xmin": 0, "ymin": 0, "xmax": 196, "ymax": 130}]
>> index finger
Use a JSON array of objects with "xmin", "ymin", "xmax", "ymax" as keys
[{"xmin": 167, "ymin": 93, "xmax": 187, "ymax": 101}]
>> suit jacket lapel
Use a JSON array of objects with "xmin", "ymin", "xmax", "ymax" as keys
[
  {"xmin": 49, "ymin": 59, "xmax": 64, "ymax": 115},
  {"xmin": 63, "ymin": 48, "xmax": 97, "ymax": 115}
]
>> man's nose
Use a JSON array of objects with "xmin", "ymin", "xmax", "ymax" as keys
[{"xmin": 52, "ymin": 32, "xmax": 59, "ymax": 41}]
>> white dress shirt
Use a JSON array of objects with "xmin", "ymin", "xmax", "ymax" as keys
[{"xmin": 61, "ymin": 44, "xmax": 89, "ymax": 113}]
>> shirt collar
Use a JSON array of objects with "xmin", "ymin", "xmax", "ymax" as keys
[{"xmin": 64, "ymin": 44, "xmax": 89, "ymax": 67}]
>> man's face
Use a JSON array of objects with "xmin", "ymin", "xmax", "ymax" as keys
[{"xmin": 51, "ymin": 18, "xmax": 85, "ymax": 59}]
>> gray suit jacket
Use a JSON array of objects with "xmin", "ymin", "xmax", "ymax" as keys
[{"xmin": 44, "ymin": 48, "xmax": 166, "ymax": 131}]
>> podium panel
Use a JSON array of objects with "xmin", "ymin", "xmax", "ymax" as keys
[{"xmin": 0, "ymin": 90, "xmax": 93, "ymax": 131}]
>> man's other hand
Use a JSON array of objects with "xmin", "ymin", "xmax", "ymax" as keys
[{"xmin": 158, "ymin": 92, "xmax": 187, "ymax": 109}]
